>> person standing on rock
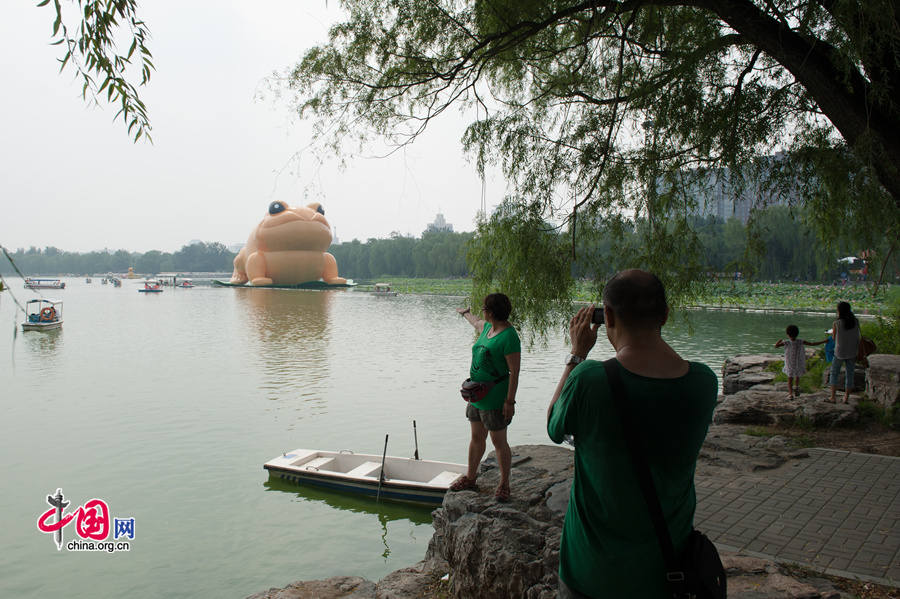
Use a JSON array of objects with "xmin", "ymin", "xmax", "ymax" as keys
[
  {"xmin": 828, "ymin": 301, "xmax": 861, "ymax": 404},
  {"xmin": 453, "ymin": 293, "xmax": 521, "ymax": 502},
  {"xmin": 547, "ymin": 269, "xmax": 718, "ymax": 598},
  {"xmin": 775, "ymin": 325, "xmax": 826, "ymax": 399}
]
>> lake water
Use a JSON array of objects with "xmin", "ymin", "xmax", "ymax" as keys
[{"xmin": 0, "ymin": 279, "xmax": 832, "ymax": 598}]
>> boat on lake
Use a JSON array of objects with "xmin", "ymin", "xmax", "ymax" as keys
[
  {"xmin": 177, "ymin": 279, "xmax": 194, "ymax": 288},
  {"xmin": 371, "ymin": 282, "xmax": 398, "ymax": 296},
  {"xmin": 24, "ymin": 278, "xmax": 65, "ymax": 290},
  {"xmin": 264, "ymin": 449, "xmax": 465, "ymax": 506},
  {"xmin": 22, "ymin": 298, "xmax": 63, "ymax": 331},
  {"xmin": 139, "ymin": 281, "xmax": 163, "ymax": 293}
]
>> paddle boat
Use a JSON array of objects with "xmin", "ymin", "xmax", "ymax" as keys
[
  {"xmin": 24, "ymin": 278, "xmax": 66, "ymax": 290},
  {"xmin": 264, "ymin": 448, "xmax": 465, "ymax": 506},
  {"xmin": 371, "ymin": 282, "xmax": 398, "ymax": 296},
  {"xmin": 138, "ymin": 281, "xmax": 163, "ymax": 293},
  {"xmin": 22, "ymin": 299, "xmax": 63, "ymax": 331},
  {"xmin": 176, "ymin": 278, "xmax": 194, "ymax": 288}
]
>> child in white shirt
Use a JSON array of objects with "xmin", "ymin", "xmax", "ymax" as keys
[{"xmin": 775, "ymin": 325, "xmax": 826, "ymax": 399}]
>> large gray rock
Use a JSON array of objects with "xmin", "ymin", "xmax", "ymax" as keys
[
  {"xmin": 865, "ymin": 353, "xmax": 900, "ymax": 408},
  {"xmin": 714, "ymin": 387, "xmax": 800, "ymax": 426},
  {"xmin": 425, "ymin": 445, "xmax": 571, "ymax": 599},
  {"xmin": 246, "ymin": 576, "xmax": 376, "ymax": 599},
  {"xmin": 724, "ymin": 554, "xmax": 849, "ymax": 599},
  {"xmin": 699, "ymin": 424, "xmax": 810, "ymax": 474},
  {"xmin": 714, "ymin": 389, "xmax": 858, "ymax": 427},
  {"xmin": 821, "ymin": 367, "xmax": 866, "ymax": 391},
  {"xmin": 800, "ymin": 399, "xmax": 859, "ymax": 427},
  {"xmin": 375, "ymin": 559, "xmax": 449, "ymax": 599},
  {"xmin": 722, "ymin": 355, "xmax": 782, "ymax": 395}
]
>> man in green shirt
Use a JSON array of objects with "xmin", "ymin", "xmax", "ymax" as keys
[{"xmin": 547, "ymin": 270, "xmax": 718, "ymax": 597}]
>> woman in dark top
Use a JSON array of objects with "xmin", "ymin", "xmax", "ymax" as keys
[{"xmin": 828, "ymin": 301, "xmax": 861, "ymax": 404}]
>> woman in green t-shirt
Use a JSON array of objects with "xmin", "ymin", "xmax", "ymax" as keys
[{"xmin": 452, "ymin": 293, "xmax": 521, "ymax": 501}]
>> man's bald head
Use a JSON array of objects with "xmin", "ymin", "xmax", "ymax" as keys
[{"xmin": 601, "ymin": 269, "xmax": 668, "ymax": 330}]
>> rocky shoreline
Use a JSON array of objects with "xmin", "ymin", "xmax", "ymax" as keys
[{"xmin": 249, "ymin": 354, "xmax": 899, "ymax": 599}]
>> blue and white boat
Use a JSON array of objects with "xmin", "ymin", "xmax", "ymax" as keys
[
  {"xmin": 24, "ymin": 277, "xmax": 65, "ymax": 290},
  {"xmin": 264, "ymin": 449, "xmax": 465, "ymax": 506}
]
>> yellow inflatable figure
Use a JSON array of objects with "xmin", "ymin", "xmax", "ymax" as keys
[{"xmin": 230, "ymin": 201, "xmax": 347, "ymax": 286}]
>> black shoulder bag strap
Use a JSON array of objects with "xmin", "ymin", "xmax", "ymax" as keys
[{"xmin": 602, "ymin": 358, "xmax": 687, "ymax": 595}]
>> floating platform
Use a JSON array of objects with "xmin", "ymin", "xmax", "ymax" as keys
[{"xmin": 212, "ymin": 280, "xmax": 355, "ymax": 289}]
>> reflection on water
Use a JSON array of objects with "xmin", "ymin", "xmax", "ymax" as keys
[
  {"xmin": 235, "ymin": 289, "xmax": 337, "ymax": 404},
  {"xmin": 19, "ymin": 327, "xmax": 63, "ymax": 360},
  {"xmin": 264, "ymin": 476, "xmax": 433, "ymax": 558}
]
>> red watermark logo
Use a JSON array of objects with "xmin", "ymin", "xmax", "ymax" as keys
[{"xmin": 36, "ymin": 488, "xmax": 134, "ymax": 552}]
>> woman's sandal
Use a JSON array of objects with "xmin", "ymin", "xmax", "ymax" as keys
[
  {"xmin": 449, "ymin": 475, "xmax": 477, "ymax": 492},
  {"xmin": 494, "ymin": 483, "xmax": 510, "ymax": 503}
]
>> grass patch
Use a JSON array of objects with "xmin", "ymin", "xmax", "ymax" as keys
[
  {"xmin": 365, "ymin": 278, "xmax": 897, "ymax": 314},
  {"xmin": 857, "ymin": 400, "xmax": 900, "ymax": 429},
  {"xmin": 794, "ymin": 415, "xmax": 816, "ymax": 430},
  {"xmin": 687, "ymin": 281, "xmax": 892, "ymax": 313},
  {"xmin": 790, "ymin": 434, "xmax": 817, "ymax": 448},
  {"xmin": 799, "ymin": 354, "xmax": 828, "ymax": 393}
]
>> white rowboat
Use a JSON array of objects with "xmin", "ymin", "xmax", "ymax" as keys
[
  {"xmin": 21, "ymin": 298, "xmax": 63, "ymax": 332},
  {"xmin": 264, "ymin": 449, "xmax": 465, "ymax": 506}
]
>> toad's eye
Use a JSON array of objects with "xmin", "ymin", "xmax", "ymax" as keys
[
  {"xmin": 316, "ymin": 204, "xmax": 325, "ymax": 215},
  {"xmin": 269, "ymin": 201, "xmax": 286, "ymax": 215}
]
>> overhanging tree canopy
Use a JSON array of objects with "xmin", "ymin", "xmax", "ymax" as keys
[
  {"xmin": 288, "ymin": 0, "xmax": 898, "ymax": 330},
  {"xmin": 40, "ymin": 0, "xmax": 154, "ymax": 142}
]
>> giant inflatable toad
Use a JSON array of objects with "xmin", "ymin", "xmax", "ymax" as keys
[{"xmin": 230, "ymin": 201, "xmax": 346, "ymax": 286}]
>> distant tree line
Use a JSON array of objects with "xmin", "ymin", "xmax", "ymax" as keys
[
  {"xmin": 330, "ymin": 231, "xmax": 472, "ymax": 279},
  {"xmin": 569, "ymin": 206, "xmax": 895, "ymax": 283},
  {"xmin": 0, "ymin": 242, "xmax": 235, "ymax": 275},
  {"xmin": 2, "ymin": 208, "xmax": 893, "ymax": 282}
]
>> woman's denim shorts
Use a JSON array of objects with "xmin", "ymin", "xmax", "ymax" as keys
[{"xmin": 829, "ymin": 357, "xmax": 856, "ymax": 388}]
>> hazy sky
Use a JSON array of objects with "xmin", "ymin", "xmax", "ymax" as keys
[{"xmin": 0, "ymin": 1, "xmax": 505, "ymax": 254}]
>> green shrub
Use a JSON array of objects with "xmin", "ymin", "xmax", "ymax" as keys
[
  {"xmin": 768, "ymin": 353, "xmax": 828, "ymax": 393},
  {"xmin": 860, "ymin": 287, "xmax": 900, "ymax": 355},
  {"xmin": 791, "ymin": 434, "xmax": 817, "ymax": 448},
  {"xmin": 856, "ymin": 399, "xmax": 900, "ymax": 429},
  {"xmin": 798, "ymin": 352, "xmax": 828, "ymax": 393}
]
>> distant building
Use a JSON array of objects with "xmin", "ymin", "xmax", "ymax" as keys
[
  {"xmin": 672, "ymin": 153, "xmax": 798, "ymax": 224},
  {"xmin": 426, "ymin": 212, "xmax": 454, "ymax": 233}
]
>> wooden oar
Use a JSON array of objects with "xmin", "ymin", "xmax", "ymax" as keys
[
  {"xmin": 413, "ymin": 420, "xmax": 420, "ymax": 460},
  {"xmin": 376, "ymin": 434, "xmax": 388, "ymax": 502}
]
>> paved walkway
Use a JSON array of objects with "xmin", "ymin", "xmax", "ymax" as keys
[{"xmin": 695, "ymin": 448, "xmax": 900, "ymax": 586}]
